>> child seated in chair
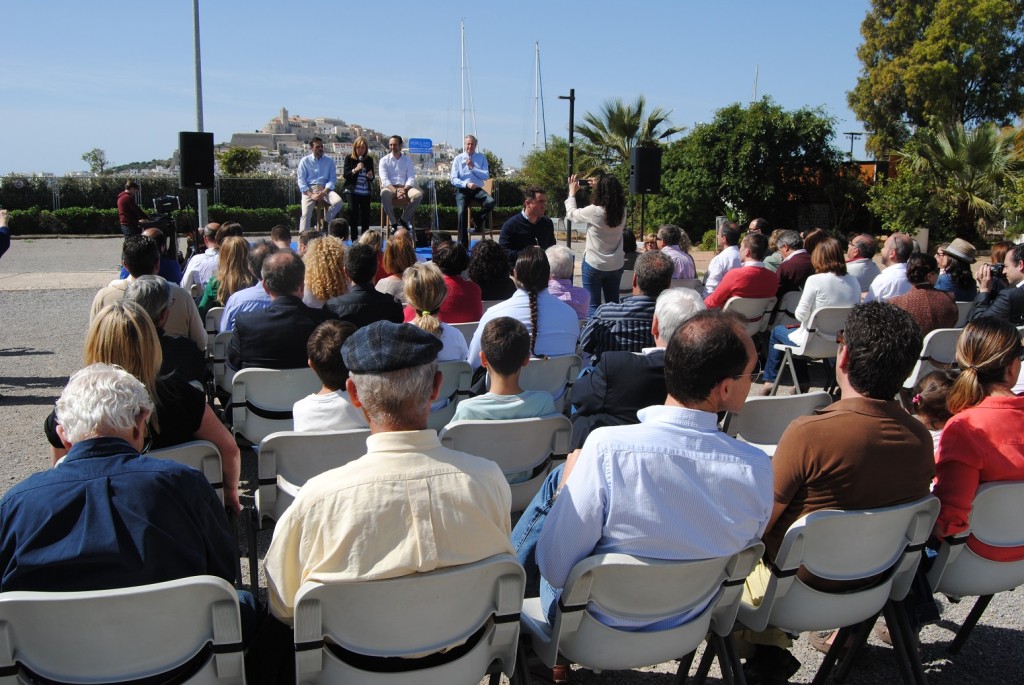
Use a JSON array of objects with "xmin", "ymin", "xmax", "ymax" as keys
[{"xmin": 292, "ymin": 321, "xmax": 369, "ymax": 432}]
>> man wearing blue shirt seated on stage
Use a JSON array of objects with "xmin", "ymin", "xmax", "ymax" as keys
[
  {"xmin": 297, "ymin": 137, "xmax": 344, "ymax": 232},
  {"xmin": 451, "ymin": 134, "xmax": 495, "ymax": 247}
]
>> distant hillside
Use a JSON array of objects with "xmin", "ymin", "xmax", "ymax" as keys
[{"xmin": 107, "ymin": 158, "xmax": 173, "ymax": 174}]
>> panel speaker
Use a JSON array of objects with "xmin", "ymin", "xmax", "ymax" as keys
[
  {"xmin": 179, "ymin": 131, "xmax": 215, "ymax": 189},
  {"xmin": 629, "ymin": 147, "xmax": 662, "ymax": 195}
]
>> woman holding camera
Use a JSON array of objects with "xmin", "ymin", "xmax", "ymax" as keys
[{"xmin": 566, "ymin": 173, "xmax": 626, "ymax": 316}]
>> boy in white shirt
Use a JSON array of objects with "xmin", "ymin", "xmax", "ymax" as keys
[{"xmin": 292, "ymin": 320, "xmax": 369, "ymax": 432}]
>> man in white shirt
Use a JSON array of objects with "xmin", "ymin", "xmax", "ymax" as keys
[
  {"xmin": 702, "ymin": 223, "xmax": 742, "ymax": 297},
  {"xmin": 180, "ymin": 222, "xmax": 220, "ymax": 291},
  {"xmin": 845, "ymin": 233, "xmax": 882, "ymax": 293},
  {"xmin": 864, "ymin": 232, "xmax": 914, "ymax": 302},
  {"xmin": 296, "ymin": 137, "xmax": 343, "ymax": 232},
  {"xmin": 378, "ymin": 135, "xmax": 424, "ymax": 230},
  {"xmin": 451, "ymin": 134, "xmax": 495, "ymax": 246}
]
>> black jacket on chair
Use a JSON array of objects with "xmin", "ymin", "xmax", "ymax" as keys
[
  {"xmin": 227, "ymin": 295, "xmax": 332, "ymax": 371},
  {"xmin": 970, "ymin": 285, "xmax": 1024, "ymax": 325},
  {"xmin": 324, "ymin": 283, "xmax": 404, "ymax": 329}
]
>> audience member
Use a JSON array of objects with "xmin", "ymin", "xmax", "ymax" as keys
[
  {"xmin": 567, "ymin": 173, "xmax": 627, "ymax": 315},
  {"xmin": 570, "ymin": 288, "xmax": 705, "ymax": 449},
  {"xmin": 581, "ymin": 250, "xmax": 673, "ymax": 358},
  {"xmin": 180, "ymin": 222, "xmax": 220, "ymax": 290},
  {"xmin": 125, "ymin": 275, "xmax": 205, "ymax": 386},
  {"xmin": 514, "ymin": 310, "xmax": 772, "ymax": 632},
  {"xmin": 118, "ymin": 226, "xmax": 182, "ymax": 283},
  {"xmin": 622, "ymin": 229, "xmax": 639, "ymax": 270},
  {"xmin": 774, "ymin": 230, "xmax": 813, "ymax": 297},
  {"xmin": 404, "ymin": 241, "xmax": 482, "ymax": 323},
  {"xmin": 199, "ymin": 235, "xmax": 253, "ymax": 318},
  {"xmin": 221, "ymin": 240, "xmax": 278, "ymax": 332},
  {"xmin": 987, "ymin": 240, "xmax": 1013, "ymax": 296},
  {"xmin": 748, "ymin": 217, "xmax": 768, "ymax": 235},
  {"xmin": 296, "ymin": 229, "xmax": 321, "ymax": 257},
  {"xmin": 971, "ymin": 242, "xmax": 1024, "ymax": 324},
  {"xmin": 403, "ymin": 261, "xmax": 469, "ymax": 362},
  {"xmin": 704, "ymin": 233, "xmax": 779, "ymax": 309},
  {"xmin": 760, "ymin": 238, "xmax": 860, "ymax": 394},
  {"xmin": 92, "ymin": 235, "xmax": 206, "ymax": 351},
  {"xmin": 451, "ymin": 134, "xmax": 496, "ymax": 246},
  {"xmin": 297, "ymin": 137, "xmax": 343, "ymax": 232},
  {"xmin": 642, "ymin": 232, "xmax": 658, "ymax": 253},
  {"xmin": 467, "ymin": 247, "xmax": 578, "ymax": 370},
  {"xmin": 657, "ymin": 223, "xmax": 696, "ymax": 279},
  {"xmin": 703, "ymin": 222, "xmax": 742, "ymax": 296},
  {"xmin": 375, "ymin": 233, "xmax": 416, "ymax": 304},
  {"xmin": 270, "ymin": 224, "xmax": 292, "ymax": 250},
  {"xmin": 845, "ymin": 232, "xmax": 881, "ymax": 293},
  {"xmin": 801, "ymin": 228, "xmax": 827, "ymax": 259},
  {"xmin": 763, "ymin": 229, "xmax": 785, "ymax": 273},
  {"xmin": 292, "ymin": 320, "xmax": 367, "ymax": 432},
  {"xmin": 469, "ymin": 239, "xmax": 516, "ymax": 300},
  {"xmin": 864, "ymin": 232, "xmax": 914, "ymax": 302},
  {"xmin": 358, "ymin": 228, "xmax": 388, "ymax": 284},
  {"xmin": 431, "ymin": 230, "xmax": 454, "ymax": 256},
  {"xmin": 889, "ymin": 253, "xmax": 958, "ymax": 335},
  {"xmin": 326, "ymin": 217, "xmax": 351, "ymax": 242},
  {"xmin": 342, "ymin": 136, "xmax": 375, "ymax": 238},
  {"xmin": 910, "ymin": 370, "xmax": 956, "ymax": 454},
  {"xmin": 545, "ymin": 245, "xmax": 589, "ymax": 319},
  {"xmin": 499, "ymin": 187, "xmax": 556, "ymax": 267},
  {"xmin": 324, "ymin": 243, "xmax": 404, "ymax": 327},
  {"xmin": 227, "ymin": 251, "xmax": 332, "ymax": 371},
  {"xmin": 302, "ymin": 235, "xmax": 348, "ymax": 309},
  {"xmin": 738, "ymin": 302, "xmax": 934, "ymax": 682},
  {"xmin": 935, "ymin": 238, "xmax": 978, "ymax": 301},
  {"xmin": 378, "ymin": 135, "xmax": 423, "ymax": 230}
]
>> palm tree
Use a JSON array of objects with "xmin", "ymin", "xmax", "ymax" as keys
[
  {"xmin": 899, "ymin": 122, "xmax": 1024, "ymax": 237},
  {"xmin": 575, "ymin": 96, "xmax": 685, "ymax": 167}
]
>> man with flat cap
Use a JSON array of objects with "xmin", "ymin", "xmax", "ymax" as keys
[{"xmin": 263, "ymin": 321, "xmax": 514, "ymax": 626}]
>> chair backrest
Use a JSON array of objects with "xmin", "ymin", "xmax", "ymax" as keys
[
  {"xmin": 725, "ymin": 392, "xmax": 833, "ymax": 457},
  {"xmin": 772, "ymin": 290, "xmax": 803, "ymax": 329},
  {"xmin": 427, "ymin": 360, "xmax": 474, "ymax": 431},
  {"xmin": 516, "ymin": 355, "xmax": 583, "ymax": 410},
  {"xmin": 792, "ymin": 305, "xmax": 854, "ymax": 359},
  {"xmin": 205, "ymin": 307, "xmax": 225, "ymax": 336},
  {"xmin": 147, "ymin": 440, "xmax": 224, "ymax": 504},
  {"xmin": 927, "ymin": 481, "xmax": 1024, "ymax": 599},
  {"xmin": 212, "ymin": 330, "xmax": 235, "ymax": 392},
  {"xmin": 230, "ymin": 367, "xmax": 321, "ymax": 445},
  {"xmin": 256, "ymin": 429, "xmax": 371, "ymax": 525},
  {"xmin": 439, "ymin": 416, "xmax": 572, "ymax": 512},
  {"xmin": 723, "ymin": 296, "xmax": 777, "ymax": 335},
  {"xmin": 0, "ymin": 575, "xmax": 245, "ymax": 684},
  {"xmin": 902, "ymin": 327, "xmax": 962, "ymax": 390},
  {"xmin": 292, "ymin": 554, "xmax": 524, "ymax": 685},
  {"xmin": 451, "ymin": 321, "xmax": 480, "ymax": 347},
  {"xmin": 189, "ymin": 283, "xmax": 202, "ymax": 299},
  {"xmin": 955, "ymin": 301, "xmax": 974, "ymax": 328},
  {"xmin": 522, "ymin": 544, "xmax": 763, "ymax": 672},
  {"xmin": 671, "ymin": 278, "xmax": 703, "ymax": 292},
  {"xmin": 481, "ymin": 300, "xmax": 503, "ymax": 312},
  {"xmin": 619, "ymin": 269, "xmax": 635, "ymax": 295},
  {"xmin": 737, "ymin": 496, "xmax": 939, "ymax": 634}
]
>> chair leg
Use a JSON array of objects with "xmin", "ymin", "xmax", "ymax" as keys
[
  {"xmin": 882, "ymin": 600, "xmax": 928, "ymax": 685},
  {"xmin": 244, "ymin": 505, "xmax": 259, "ymax": 594},
  {"xmin": 675, "ymin": 649, "xmax": 698, "ymax": 685},
  {"xmin": 948, "ymin": 593, "xmax": 993, "ymax": 655},
  {"xmin": 691, "ymin": 637, "xmax": 716, "ymax": 685},
  {"xmin": 832, "ymin": 616, "xmax": 878, "ymax": 684},
  {"xmin": 770, "ymin": 350, "xmax": 794, "ymax": 396},
  {"xmin": 721, "ymin": 634, "xmax": 745, "ymax": 685}
]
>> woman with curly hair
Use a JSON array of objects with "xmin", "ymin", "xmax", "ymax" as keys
[
  {"xmin": 302, "ymin": 235, "xmax": 348, "ymax": 308},
  {"xmin": 403, "ymin": 261, "xmax": 469, "ymax": 361},
  {"xmin": 198, "ymin": 236, "xmax": 253, "ymax": 318},
  {"xmin": 468, "ymin": 238, "xmax": 516, "ymax": 301},
  {"xmin": 566, "ymin": 172, "xmax": 626, "ymax": 316},
  {"xmin": 375, "ymin": 233, "xmax": 417, "ymax": 303}
]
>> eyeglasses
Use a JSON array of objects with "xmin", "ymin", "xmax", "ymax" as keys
[
  {"xmin": 836, "ymin": 329, "xmax": 845, "ymax": 346},
  {"xmin": 734, "ymin": 358, "xmax": 763, "ymax": 381}
]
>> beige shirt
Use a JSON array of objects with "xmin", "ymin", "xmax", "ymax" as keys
[
  {"xmin": 90, "ymin": 278, "xmax": 207, "ymax": 352},
  {"xmin": 264, "ymin": 429, "xmax": 513, "ymax": 622}
]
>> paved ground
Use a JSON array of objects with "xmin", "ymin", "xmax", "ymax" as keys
[{"xmin": 1, "ymin": 235, "xmax": 1022, "ymax": 684}]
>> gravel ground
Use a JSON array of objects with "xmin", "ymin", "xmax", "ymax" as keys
[{"xmin": 2, "ymin": 235, "xmax": 1023, "ymax": 684}]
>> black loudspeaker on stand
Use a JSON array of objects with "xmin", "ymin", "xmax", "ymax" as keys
[
  {"xmin": 179, "ymin": 132, "xmax": 215, "ymax": 189},
  {"xmin": 629, "ymin": 147, "xmax": 662, "ymax": 233}
]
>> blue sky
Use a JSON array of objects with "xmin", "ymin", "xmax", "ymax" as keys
[{"xmin": 1, "ymin": 1, "xmax": 872, "ymax": 175}]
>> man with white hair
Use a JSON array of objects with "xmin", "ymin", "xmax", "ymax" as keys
[
  {"xmin": 545, "ymin": 245, "xmax": 589, "ymax": 319},
  {"xmin": 569, "ymin": 288, "xmax": 706, "ymax": 449},
  {"xmin": 0, "ymin": 364, "xmax": 238, "ymax": 594}
]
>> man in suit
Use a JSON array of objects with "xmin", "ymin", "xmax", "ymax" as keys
[
  {"xmin": 570, "ymin": 288, "xmax": 705, "ymax": 449},
  {"xmin": 227, "ymin": 251, "xmax": 332, "ymax": 370},
  {"xmin": 774, "ymin": 230, "xmax": 814, "ymax": 297},
  {"xmin": 324, "ymin": 244, "xmax": 404, "ymax": 327},
  {"xmin": 971, "ymin": 242, "xmax": 1024, "ymax": 325}
]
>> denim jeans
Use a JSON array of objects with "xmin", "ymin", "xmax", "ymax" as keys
[
  {"xmin": 763, "ymin": 325, "xmax": 797, "ymax": 383},
  {"xmin": 455, "ymin": 187, "xmax": 495, "ymax": 246},
  {"xmin": 511, "ymin": 463, "xmax": 564, "ymax": 623},
  {"xmin": 582, "ymin": 260, "xmax": 622, "ymax": 317}
]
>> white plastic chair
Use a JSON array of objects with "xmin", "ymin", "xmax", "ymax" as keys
[
  {"xmin": 771, "ymin": 289, "xmax": 802, "ymax": 329},
  {"xmin": 255, "ymin": 429, "xmax": 371, "ymax": 526},
  {"xmin": 212, "ymin": 330, "xmax": 235, "ymax": 393},
  {"xmin": 671, "ymin": 277, "xmax": 703, "ymax": 292},
  {"xmin": 0, "ymin": 575, "xmax": 245, "ymax": 684},
  {"xmin": 481, "ymin": 299, "xmax": 504, "ymax": 312},
  {"xmin": 427, "ymin": 360, "xmax": 474, "ymax": 431},
  {"xmin": 927, "ymin": 481, "xmax": 1024, "ymax": 655},
  {"xmin": 230, "ymin": 367, "xmax": 321, "ymax": 445},
  {"xmin": 292, "ymin": 554, "xmax": 524, "ymax": 685},
  {"xmin": 954, "ymin": 300, "xmax": 974, "ymax": 328},
  {"xmin": 451, "ymin": 321, "xmax": 479, "ymax": 347},
  {"xmin": 205, "ymin": 307, "xmax": 225, "ymax": 356},
  {"xmin": 736, "ymin": 496, "xmax": 939, "ymax": 684},
  {"xmin": 439, "ymin": 416, "xmax": 572, "ymax": 512},
  {"xmin": 902, "ymin": 327, "xmax": 962, "ymax": 391},
  {"xmin": 769, "ymin": 305, "xmax": 853, "ymax": 396},
  {"xmin": 723, "ymin": 296, "xmax": 778, "ymax": 336},
  {"xmin": 518, "ymin": 543, "xmax": 763, "ymax": 683},
  {"xmin": 619, "ymin": 269, "xmax": 635, "ymax": 295},
  {"xmin": 147, "ymin": 439, "xmax": 224, "ymax": 504},
  {"xmin": 723, "ymin": 392, "xmax": 833, "ymax": 457},
  {"xmin": 511, "ymin": 354, "xmax": 583, "ymax": 413}
]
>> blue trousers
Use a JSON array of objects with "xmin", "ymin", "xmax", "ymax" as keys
[
  {"xmin": 763, "ymin": 325, "xmax": 797, "ymax": 383},
  {"xmin": 511, "ymin": 464, "xmax": 564, "ymax": 624},
  {"xmin": 582, "ymin": 260, "xmax": 622, "ymax": 317},
  {"xmin": 455, "ymin": 187, "xmax": 495, "ymax": 246}
]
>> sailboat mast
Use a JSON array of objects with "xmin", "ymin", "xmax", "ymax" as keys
[
  {"xmin": 460, "ymin": 20, "xmax": 466, "ymax": 142},
  {"xmin": 534, "ymin": 43, "xmax": 540, "ymax": 149}
]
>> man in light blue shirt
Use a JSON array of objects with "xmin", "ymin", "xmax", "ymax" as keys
[
  {"xmin": 297, "ymin": 137, "xmax": 343, "ymax": 232},
  {"xmin": 512, "ymin": 309, "xmax": 773, "ymax": 630},
  {"xmin": 451, "ymin": 134, "xmax": 495, "ymax": 247}
]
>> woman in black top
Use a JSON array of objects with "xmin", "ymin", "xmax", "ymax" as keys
[{"xmin": 343, "ymin": 136, "xmax": 375, "ymax": 240}]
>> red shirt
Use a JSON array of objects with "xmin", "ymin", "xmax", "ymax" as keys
[
  {"xmin": 117, "ymin": 190, "xmax": 147, "ymax": 227},
  {"xmin": 704, "ymin": 264, "xmax": 779, "ymax": 309},
  {"xmin": 404, "ymin": 275, "xmax": 483, "ymax": 323}
]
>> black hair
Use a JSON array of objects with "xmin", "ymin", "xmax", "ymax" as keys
[
  {"xmin": 468, "ymin": 239, "xmax": 511, "ymax": 285},
  {"xmin": 261, "ymin": 251, "xmax": 305, "ymax": 296},
  {"xmin": 513, "ymin": 246, "xmax": 551, "ymax": 356},
  {"xmin": 307, "ymin": 320, "xmax": 357, "ymax": 390},
  {"xmin": 433, "ymin": 241, "xmax": 470, "ymax": 277},
  {"xmin": 635, "ymin": 251, "xmax": 673, "ymax": 296},
  {"xmin": 592, "ymin": 174, "xmax": 625, "ymax": 227},
  {"xmin": 345, "ymin": 243, "xmax": 378, "ymax": 284},
  {"xmin": 664, "ymin": 311, "xmax": 749, "ymax": 402},
  {"xmin": 481, "ymin": 317, "xmax": 531, "ymax": 375},
  {"xmin": 843, "ymin": 302, "xmax": 922, "ymax": 399},
  {"xmin": 122, "ymin": 235, "xmax": 159, "ymax": 277}
]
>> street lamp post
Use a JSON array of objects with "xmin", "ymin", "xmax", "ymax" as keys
[
  {"xmin": 558, "ymin": 89, "xmax": 575, "ymax": 248},
  {"xmin": 193, "ymin": 0, "xmax": 208, "ymax": 229}
]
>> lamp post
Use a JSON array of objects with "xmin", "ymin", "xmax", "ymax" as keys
[
  {"xmin": 193, "ymin": 0, "xmax": 208, "ymax": 229},
  {"xmin": 558, "ymin": 89, "xmax": 575, "ymax": 248}
]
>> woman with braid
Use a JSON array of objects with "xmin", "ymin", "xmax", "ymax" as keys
[
  {"xmin": 466, "ymin": 246, "xmax": 578, "ymax": 371},
  {"xmin": 402, "ymin": 261, "xmax": 468, "ymax": 362}
]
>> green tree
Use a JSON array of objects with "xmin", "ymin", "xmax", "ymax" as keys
[
  {"xmin": 218, "ymin": 146, "xmax": 263, "ymax": 175},
  {"xmin": 574, "ymin": 96, "xmax": 684, "ymax": 168},
  {"xmin": 519, "ymin": 137, "xmax": 600, "ymax": 212},
  {"xmin": 848, "ymin": 0, "xmax": 1024, "ymax": 155},
  {"xmin": 482, "ymin": 150, "xmax": 505, "ymax": 179},
  {"xmin": 81, "ymin": 148, "xmax": 108, "ymax": 175},
  {"xmin": 866, "ymin": 166, "xmax": 956, "ymax": 236}
]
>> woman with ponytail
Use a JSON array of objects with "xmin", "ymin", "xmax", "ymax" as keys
[
  {"xmin": 466, "ymin": 246, "xmax": 578, "ymax": 370},
  {"xmin": 402, "ymin": 261, "xmax": 468, "ymax": 361},
  {"xmin": 933, "ymin": 318, "xmax": 1024, "ymax": 560}
]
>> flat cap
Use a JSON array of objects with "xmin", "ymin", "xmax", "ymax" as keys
[{"xmin": 342, "ymin": 321, "xmax": 442, "ymax": 373}]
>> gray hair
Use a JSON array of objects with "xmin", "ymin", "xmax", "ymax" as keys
[
  {"xmin": 851, "ymin": 234, "xmax": 876, "ymax": 259},
  {"xmin": 657, "ymin": 224, "xmax": 682, "ymax": 246},
  {"xmin": 635, "ymin": 250, "xmax": 674, "ymax": 296},
  {"xmin": 776, "ymin": 230, "xmax": 803, "ymax": 250},
  {"xmin": 55, "ymin": 363, "xmax": 153, "ymax": 444},
  {"xmin": 655, "ymin": 289, "xmax": 706, "ymax": 342},
  {"xmin": 349, "ymin": 361, "xmax": 438, "ymax": 427},
  {"xmin": 124, "ymin": 275, "xmax": 171, "ymax": 326},
  {"xmin": 545, "ymin": 245, "xmax": 575, "ymax": 280}
]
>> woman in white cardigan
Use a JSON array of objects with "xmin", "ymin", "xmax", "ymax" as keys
[
  {"xmin": 761, "ymin": 237, "xmax": 860, "ymax": 393},
  {"xmin": 565, "ymin": 173, "xmax": 626, "ymax": 316}
]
